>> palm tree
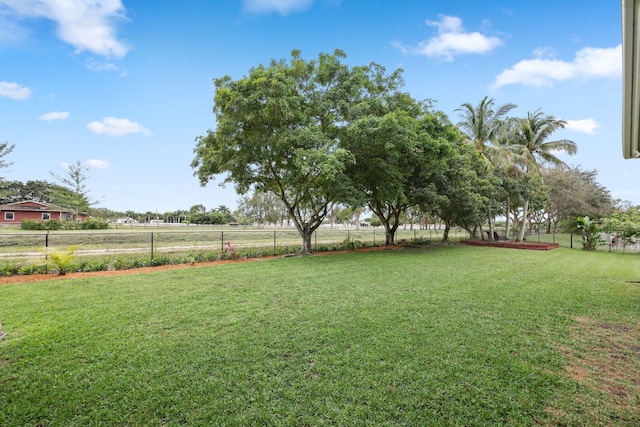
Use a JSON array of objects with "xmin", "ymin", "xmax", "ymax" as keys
[
  {"xmin": 456, "ymin": 96, "xmax": 517, "ymax": 166},
  {"xmin": 511, "ymin": 109, "xmax": 577, "ymax": 174},
  {"xmin": 456, "ymin": 96, "xmax": 517, "ymax": 240},
  {"xmin": 510, "ymin": 109, "xmax": 577, "ymax": 241}
]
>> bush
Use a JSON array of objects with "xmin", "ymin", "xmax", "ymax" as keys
[
  {"xmin": 407, "ymin": 236, "xmax": 433, "ymax": 246},
  {"xmin": 44, "ymin": 220, "xmax": 61, "ymax": 230},
  {"xmin": 18, "ymin": 263, "xmax": 49, "ymax": 275},
  {"xmin": 39, "ymin": 245, "xmax": 82, "ymax": 275},
  {"xmin": 341, "ymin": 238, "xmax": 364, "ymax": 250},
  {"xmin": 80, "ymin": 218, "xmax": 109, "ymax": 230},
  {"xmin": 77, "ymin": 259, "xmax": 111, "ymax": 272},
  {"xmin": 21, "ymin": 219, "xmax": 44, "ymax": 230},
  {"xmin": 577, "ymin": 216, "xmax": 604, "ymax": 251},
  {"xmin": 0, "ymin": 261, "xmax": 19, "ymax": 276}
]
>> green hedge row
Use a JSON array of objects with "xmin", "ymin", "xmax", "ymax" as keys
[{"xmin": 20, "ymin": 218, "xmax": 109, "ymax": 231}]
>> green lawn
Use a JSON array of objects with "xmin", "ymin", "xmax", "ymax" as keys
[{"xmin": 1, "ymin": 245, "xmax": 639, "ymax": 426}]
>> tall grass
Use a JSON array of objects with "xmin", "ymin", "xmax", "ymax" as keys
[{"xmin": 1, "ymin": 246, "xmax": 639, "ymax": 425}]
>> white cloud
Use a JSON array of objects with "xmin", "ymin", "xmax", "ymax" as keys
[
  {"xmin": 0, "ymin": 0, "xmax": 129, "ymax": 58},
  {"xmin": 494, "ymin": 44, "xmax": 621, "ymax": 88},
  {"xmin": 86, "ymin": 60, "xmax": 118, "ymax": 72},
  {"xmin": 87, "ymin": 117, "xmax": 151, "ymax": 136},
  {"xmin": 393, "ymin": 15, "xmax": 503, "ymax": 61},
  {"xmin": 85, "ymin": 159, "xmax": 110, "ymax": 169},
  {"xmin": 564, "ymin": 118, "xmax": 600, "ymax": 135},
  {"xmin": 39, "ymin": 111, "xmax": 70, "ymax": 121},
  {"xmin": 0, "ymin": 81, "xmax": 32, "ymax": 100},
  {"xmin": 242, "ymin": 0, "xmax": 315, "ymax": 15}
]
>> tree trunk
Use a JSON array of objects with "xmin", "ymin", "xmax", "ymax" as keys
[
  {"xmin": 442, "ymin": 221, "xmax": 451, "ymax": 242},
  {"xmin": 515, "ymin": 199, "xmax": 529, "ymax": 242},
  {"xmin": 380, "ymin": 214, "xmax": 399, "ymax": 245},
  {"xmin": 505, "ymin": 195, "xmax": 511, "ymax": 240},
  {"xmin": 487, "ymin": 210, "xmax": 495, "ymax": 242},
  {"xmin": 300, "ymin": 229, "xmax": 313, "ymax": 255}
]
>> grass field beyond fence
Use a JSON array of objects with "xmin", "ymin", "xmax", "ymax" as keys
[{"xmin": 1, "ymin": 246, "xmax": 639, "ymax": 425}]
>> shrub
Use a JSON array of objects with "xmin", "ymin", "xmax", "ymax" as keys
[
  {"xmin": 341, "ymin": 238, "xmax": 364, "ymax": 250},
  {"xmin": 44, "ymin": 220, "xmax": 61, "ymax": 230},
  {"xmin": 39, "ymin": 245, "xmax": 82, "ymax": 275},
  {"xmin": 77, "ymin": 259, "xmax": 111, "ymax": 272},
  {"xmin": 0, "ymin": 261, "xmax": 19, "ymax": 276},
  {"xmin": 221, "ymin": 241, "xmax": 237, "ymax": 259},
  {"xmin": 576, "ymin": 216, "xmax": 604, "ymax": 251},
  {"xmin": 18, "ymin": 263, "xmax": 49, "ymax": 275},
  {"xmin": 407, "ymin": 236, "xmax": 433, "ymax": 246},
  {"xmin": 80, "ymin": 218, "xmax": 109, "ymax": 230},
  {"xmin": 21, "ymin": 219, "xmax": 44, "ymax": 230}
]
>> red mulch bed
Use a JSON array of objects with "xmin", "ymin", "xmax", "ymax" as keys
[{"xmin": 461, "ymin": 240, "xmax": 559, "ymax": 250}]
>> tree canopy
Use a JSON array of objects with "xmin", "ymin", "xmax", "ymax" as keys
[{"xmin": 193, "ymin": 49, "xmax": 405, "ymax": 253}]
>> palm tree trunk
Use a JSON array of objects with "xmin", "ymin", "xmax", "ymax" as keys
[{"xmin": 516, "ymin": 199, "xmax": 529, "ymax": 242}]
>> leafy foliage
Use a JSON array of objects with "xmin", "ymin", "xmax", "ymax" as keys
[
  {"xmin": 39, "ymin": 244, "xmax": 83, "ymax": 275},
  {"xmin": 193, "ymin": 50, "xmax": 403, "ymax": 253},
  {"xmin": 21, "ymin": 218, "xmax": 108, "ymax": 230},
  {"xmin": 576, "ymin": 216, "xmax": 604, "ymax": 251},
  {"xmin": 600, "ymin": 208, "xmax": 640, "ymax": 247}
]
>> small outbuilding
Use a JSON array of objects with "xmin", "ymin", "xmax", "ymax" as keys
[{"xmin": 0, "ymin": 200, "xmax": 74, "ymax": 225}]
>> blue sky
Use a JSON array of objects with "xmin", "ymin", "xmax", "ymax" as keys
[{"xmin": 0, "ymin": 0, "xmax": 628, "ymax": 213}]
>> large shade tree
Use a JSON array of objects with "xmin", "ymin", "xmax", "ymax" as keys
[
  {"xmin": 192, "ymin": 50, "xmax": 402, "ymax": 254},
  {"xmin": 344, "ymin": 99, "xmax": 456, "ymax": 245}
]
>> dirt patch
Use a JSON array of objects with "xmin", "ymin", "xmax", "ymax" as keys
[
  {"xmin": 556, "ymin": 316, "xmax": 640, "ymax": 418},
  {"xmin": 460, "ymin": 239, "xmax": 560, "ymax": 250},
  {"xmin": 0, "ymin": 245, "xmax": 404, "ymax": 286}
]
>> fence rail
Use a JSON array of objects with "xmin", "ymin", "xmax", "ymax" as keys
[
  {"xmin": 1, "ymin": 227, "xmax": 636, "ymax": 274},
  {"xmin": 0, "ymin": 227, "xmax": 469, "ymax": 267}
]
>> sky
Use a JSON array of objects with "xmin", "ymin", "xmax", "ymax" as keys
[{"xmin": 0, "ymin": 0, "xmax": 629, "ymax": 214}]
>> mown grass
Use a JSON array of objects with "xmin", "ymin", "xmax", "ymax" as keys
[{"xmin": 1, "ymin": 245, "xmax": 639, "ymax": 426}]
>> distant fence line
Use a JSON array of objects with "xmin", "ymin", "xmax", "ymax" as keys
[
  {"xmin": 0, "ymin": 228, "xmax": 636, "ymax": 268},
  {"xmin": 0, "ymin": 227, "xmax": 470, "ymax": 265}
]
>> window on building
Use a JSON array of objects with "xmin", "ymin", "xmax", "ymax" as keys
[
  {"xmin": 4, "ymin": 212, "xmax": 14, "ymax": 220},
  {"xmin": 42, "ymin": 213, "xmax": 51, "ymax": 220}
]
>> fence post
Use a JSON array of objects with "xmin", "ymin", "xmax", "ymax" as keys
[
  {"xmin": 44, "ymin": 231, "xmax": 49, "ymax": 267},
  {"xmin": 273, "ymin": 231, "xmax": 276, "ymax": 254},
  {"xmin": 221, "ymin": 231, "xmax": 224, "ymax": 251},
  {"xmin": 150, "ymin": 232, "xmax": 154, "ymax": 261},
  {"xmin": 373, "ymin": 229, "xmax": 375, "ymax": 245},
  {"xmin": 570, "ymin": 234, "xmax": 573, "ymax": 249}
]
